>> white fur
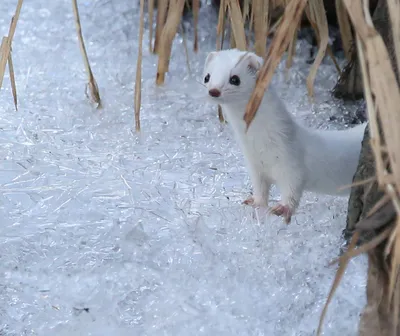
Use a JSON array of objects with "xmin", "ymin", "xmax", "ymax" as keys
[{"xmin": 202, "ymin": 48, "xmax": 367, "ymax": 221}]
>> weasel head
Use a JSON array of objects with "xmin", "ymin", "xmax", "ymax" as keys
[{"xmin": 202, "ymin": 49, "xmax": 263, "ymax": 105}]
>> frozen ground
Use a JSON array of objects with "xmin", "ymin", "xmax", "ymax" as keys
[{"xmin": 0, "ymin": 0, "xmax": 367, "ymax": 335}]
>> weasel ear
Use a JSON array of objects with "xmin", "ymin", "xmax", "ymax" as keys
[
  {"xmin": 245, "ymin": 53, "xmax": 263, "ymax": 74},
  {"xmin": 205, "ymin": 51, "xmax": 217, "ymax": 68}
]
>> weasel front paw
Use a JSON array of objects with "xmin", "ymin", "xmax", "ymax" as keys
[
  {"xmin": 242, "ymin": 196, "xmax": 267, "ymax": 207},
  {"xmin": 269, "ymin": 204, "xmax": 293, "ymax": 224}
]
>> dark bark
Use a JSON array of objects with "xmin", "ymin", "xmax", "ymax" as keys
[
  {"xmin": 358, "ymin": 236, "xmax": 399, "ymax": 336},
  {"xmin": 344, "ymin": 119, "xmax": 400, "ymax": 335},
  {"xmin": 343, "ymin": 124, "xmax": 384, "ymax": 244},
  {"xmin": 343, "ymin": 0, "xmax": 399, "ymax": 241}
]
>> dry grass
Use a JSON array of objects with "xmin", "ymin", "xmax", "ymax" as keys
[
  {"xmin": 156, "ymin": 0, "xmax": 186, "ymax": 85},
  {"xmin": 72, "ymin": 0, "xmax": 102, "ymax": 109},
  {"xmin": 0, "ymin": 0, "xmax": 23, "ymax": 111},
  {"xmin": 148, "ymin": 0, "xmax": 155, "ymax": 52},
  {"xmin": 133, "ymin": 0, "xmax": 343, "ymax": 126},
  {"xmin": 134, "ymin": 0, "xmax": 146, "ymax": 132},
  {"xmin": 335, "ymin": 0, "xmax": 353, "ymax": 61},
  {"xmin": 1, "ymin": 0, "xmax": 102, "ymax": 110},
  {"xmin": 244, "ymin": 0, "xmax": 308, "ymax": 127},
  {"xmin": 193, "ymin": 0, "xmax": 200, "ymax": 52},
  {"xmin": 227, "ymin": 0, "xmax": 247, "ymax": 50}
]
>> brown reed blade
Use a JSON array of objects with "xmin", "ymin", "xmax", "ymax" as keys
[
  {"xmin": 156, "ymin": 0, "xmax": 186, "ymax": 85},
  {"xmin": 153, "ymin": 0, "xmax": 169, "ymax": 54},
  {"xmin": 193, "ymin": 0, "xmax": 200, "ymax": 52},
  {"xmin": 148, "ymin": 0, "xmax": 155, "ymax": 52},
  {"xmin": 72, "ymin": 0, "xmax": 102, "ymax": 109},
  {"xmin": 134, "ymin": 0, "xmax": 146, "ymax": 132},
  {"xmin": 243, "ymin": 0, "xmax": 308, "ymax": 129},
  {"xmin": 227, "ymin": 0, "xmax": 247, "ymax": 50}
]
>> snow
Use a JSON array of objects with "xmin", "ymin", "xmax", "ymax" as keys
[{"xmin": 0, "ymin": 0, "xmax": 367, "ymax": 335}]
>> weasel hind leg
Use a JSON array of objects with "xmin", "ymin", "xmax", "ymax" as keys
[
  {"xmin": 270, "ymin": 175, "xmax": 304, "ymax": 224},
  {"xmin": 269, "ymin": 204, "xmax": 293, "ymax": 224},
  {"xmin": 242, "ymin": 169, "xmax": 271, "ymax": 208}
]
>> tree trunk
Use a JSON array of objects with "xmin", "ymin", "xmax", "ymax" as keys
[
  {"xmin": 358, "ymin": 246, "xmax": 400, "ymax": 336},
  {"xmin": 344, "ymin": 119, "xmax": 400, "ymax": 335},
  {"xmin": 343, "ymin": 124, "xmax": 383, "ymax": 244}
]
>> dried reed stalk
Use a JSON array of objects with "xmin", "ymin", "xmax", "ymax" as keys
[
  {"xmin": 193, "ymin": 0, "xmax": 200, "ymax": 52},
  {"xmin": 242, "ymin": 0, "xmax": 252, "ymax": 27},
  {"xmin": 148, "ymin": 0, "xmax": 155, "ymax": 52},
  {"xmin": 7, "ymin": 50, "xmax": 17, "ymax": 110},
  {"xmin": 0, "ymin": 0, "xmax": 23, "ymax": 111},
  {"xmin": 216, "ymin": 0, "xmax": 227, "ymax": 123},
  {"xmin": 304, "ymin": 0, "xmax": 329, "ymax": 99},
  {"xmin": 243, "ymin": 0, "xmax": 308, "ymax": 128},
  {"xmin": 335, "ymin": 0, "xmax": 353, "ymax": 61},
  {"xmin": 227, "ymin": 0, "xmax": 247, "ymax": 50},
  {"xmin": 252, "ymin": 0, "xmax": 269, "ymax": 57},
  {"xmin": 317, "ymin": 231, "xmax": 361, "ymax": 335},
  {"xmin": 153, "ymin": 0, "xmax": 169, "ymax": 54},
  {"xmin": 72, "ymin": 0, "xmax": 102, "ymax": 109},
  {"xmin": 0, "ymin": 37, "xmax": 9, "ymax": 89},
  {"xmin": 156, "ymin": 0, "xmax": 186, "ymax": 85},
  {"xmin": 230, "ymin": 24, "xmax": 237, "ymax": 49},
  {"xmin": 307, "ymin": 15, "xmax": 341, "ymax": 74},
  {"xmin": 181, "ymin": 22, "xmax": 192, "ymax": 73},
  {"xmin": 216, "ymin": 0, "xmax": 227, "ymax": 51},
  {"xmin": 387, "ymin": 0, "xmax": 400, "ymax": 82},
  {"xmin": 285, "ymin": 25, "xmax": 298, "ymax": 79},
  {"xmin": 134, "ymin": 0, "xmax": 145, "ymax": 132}
]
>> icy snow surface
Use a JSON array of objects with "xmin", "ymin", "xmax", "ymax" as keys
[{"xmin": 0, "ymin": 0, "xmax": 367, "ymax": 335}]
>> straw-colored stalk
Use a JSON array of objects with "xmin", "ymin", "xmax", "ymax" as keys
[
  {"xmin": 72, "ymin": 0, "xmax": 102, "ymax": 109},
  {"xmin": 387, "ymin": 0, "xmax": 400, "ymax": 83},
  {"xmin": 134, "ymin": 0, "xmax": 146, "ymax": 132},
  {"xmin": 243, "ymin": 0, "xmax": 308, "ymax": 128},
  {"xmin": 227, "ymin": 0, "xmax": 247, "ymax": 50},
  {"xmin": 304, "ymin": 0, "xmax": 329, "ymax": 99},
  {"xmin": 242, "ymin": 0, "xmax": 252, "ymax": 29},
  {"xmin": 193, "ymin": 0, "xmax": 200, "ymax": 52},
  {"xmin": 335, "ymin": 0, "xmax": 353, "ymax": 61},
  {"xmin": 306, "ymin": 10, "xmax": 341, "ymax": 74},
  {"xmin": 156, "ymin": 0, "xmax": 186, "ymax": 85},
  {"xmin": 316, "ymin": 0, "xmax": 400, "ymax": 334},
  {"xmin": 153, "ymin": 0, "xmax": 169, "ymax": 54},
  {"xmin": 7, "ymin": 47, "xmax": 17, "ymax": 110},
  {"xmin": 252, "ymin": 0, "xmax": 269, "ymax": 57},
  {"xmin": 0, "ymin": 0, "xmax": 23, "ymax": 111},
  {"xmin": 148, "ymin": 0, "xmax": 155, "ymax": 52},
  {"xmin": 180, "ymin": 22, "xmax": 192, "ymax": 73},
  {"xmin": 285, "ymin": 26, "xmax": 298, "ymax": 80},
  {"xmin": 216, "ymin": 0, "xmax": 227, "ymax": 51},
  {"xmin": 216, "ymin": 0, "xmax": 227, "ymax": 123}
]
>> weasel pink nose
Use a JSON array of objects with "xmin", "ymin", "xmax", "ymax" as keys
[{"xmin": 208, "ymin": 89, "xmax": 221, "ymax": 98}]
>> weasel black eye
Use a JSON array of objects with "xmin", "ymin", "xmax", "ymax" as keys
[
  {"xmin": 229, "ymin": 75, "xmax": 240, "ymax": 86},
  {"xmin": 204, "ymin": 73, "xmax": 210, "ymax": 83}
]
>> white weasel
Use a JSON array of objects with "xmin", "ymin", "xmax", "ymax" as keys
[{"xmin": 202, "ymin": 48, "xmax": 367, "ymax": 223}]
